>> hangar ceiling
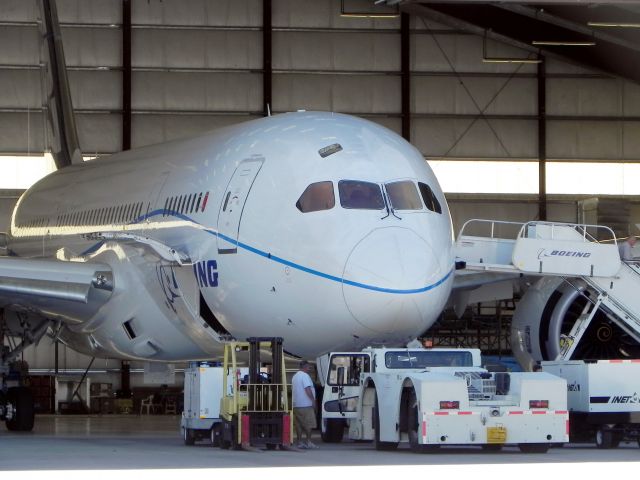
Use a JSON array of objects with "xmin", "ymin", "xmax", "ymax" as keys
[{"xmin": 394, "ymin": 2, "xmax": 640, "ymax": 85}]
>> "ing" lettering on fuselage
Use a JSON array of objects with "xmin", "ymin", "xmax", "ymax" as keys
[{"xmin": 194, "ymin": 260, "xmax": 218, "ymax": 288}]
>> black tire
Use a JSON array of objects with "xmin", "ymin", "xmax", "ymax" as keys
[
  {"xmin": 482, "ymin": 444, "xmax": 503, "ymax": 452},
  {"xmin": 407, "ymin": 389, "xmax": 422, "ymax": 452},
  {"xmin": 210, "ymin": 423, "xmax": 221, "ymax": 447},
  {"xmin": 595, "ymin": 428, "xmax": 615, "ymax": 449},
  {"xmin": 321, "ymin": 419, "xmax": 344, "ymax": 443},
  {"xmin": 518, "ymin": 443, "xmax": 549, "ymax": 453},
  {"xmin": 374, "ymin": 393, "xmax": 398, "ymax": 451},
  {"xmin": 183, "ymin": 427, "xmax": 195, "ymax": 446},
  {"xmin": 5, "ymin": 387, "xmax": 34, "ymax": 432}
]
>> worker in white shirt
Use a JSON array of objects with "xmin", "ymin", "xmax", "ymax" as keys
[{"xmin": 291, "ymin": 360, "xmax": 317, "ymax": 449}]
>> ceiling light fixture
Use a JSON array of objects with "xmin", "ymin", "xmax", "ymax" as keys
[
  {"xmin": 482, "ymin": 57, "xmax": 542, "ymax": 64},
  {"xmin": 588, "ymin": 21, "xmax": 640, "ymax": 28},
  {"xmin": 532, "ymin": 40, "xmax": 596, "ymax": 46},
  {"xmin": 340, "ymin": 0, "xmax": 399, "ymax": 18},
  {"xmin": 482, "ymin": 32, "xmax": 541, "ymax": 64}
]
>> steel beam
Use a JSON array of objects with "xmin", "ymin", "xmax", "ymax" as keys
[
  {"xmin": 401, "ymin": 12, "xmax": 411, "ymax": 141},
  {"xmin": 538, "ymin": 58, "xmax": 547, "ymax": 221},
  {"xmin": 263, "ymin": 0, "xmax": 272, "ymax": 117},
  {"xmin": 122, "ymin": 0, "xmax": 131, "ymax": 151}
]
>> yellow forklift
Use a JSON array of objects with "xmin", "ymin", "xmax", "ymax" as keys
[{"xmin": 218, "ymin": 337, "xmax": 293, "ymax": 450}]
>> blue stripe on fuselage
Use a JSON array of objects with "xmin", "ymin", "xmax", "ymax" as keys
[{"xmin": 77, "ymin": 208, "xmax": 453, "ymax": 295}]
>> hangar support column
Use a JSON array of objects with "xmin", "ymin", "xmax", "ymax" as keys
[
  {"xmin": 263, "ymin": 0, "xmax": 272, "ymax": 117},
  {"xmin": 538, "ymin": 56, "xmax": 547, "ymax": 221},
  {"xmin": 122, "ymin": 0, "xmax": 132, "ymax": 151},
  {"xmin": 401, "ymin": 12, "xmax": 411, "ymax": 142}
]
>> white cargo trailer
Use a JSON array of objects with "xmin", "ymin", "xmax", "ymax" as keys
[
  {"xmin": 322, "ymin": 347, "xmax": 569, "ymax": 453},
  {"xmin": 542, "ymin": 359, "xmax": 640, "ymax": 448},
  {"xmin": 180, "ymin": 363, "xmax": 224, "ymax": 445}
]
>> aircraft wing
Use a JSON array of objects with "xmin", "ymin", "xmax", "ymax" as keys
[{"xmin": 0, "ymin": 256, "xmax": 113, "ymax": 325}]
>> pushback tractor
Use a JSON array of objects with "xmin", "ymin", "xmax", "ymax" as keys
[{"xmin": 320, "ymin": 347, "xmax": 568, "ymax": 452}]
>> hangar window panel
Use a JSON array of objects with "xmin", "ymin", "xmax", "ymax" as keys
[
  {"xmin": 385, "ymin": 181, "xmax": 423, "ymax": 211},
  {"xmin": 418, "ymin": 183, "xmax": 442, "ymax": 214},
  {"xmin": 296, "ymin": 181, "xmax": 335, "ymax": 213},
  {"xmin": 547, "ymin": 163, "xmax": 640, "ymax": 195},
  {"xmin": 429, "ymin": 161, "xmax": 538, "ymax": 194},
  {"xmin": 338, "ymin": 180, "xmax": 384, "ymax": 210}
]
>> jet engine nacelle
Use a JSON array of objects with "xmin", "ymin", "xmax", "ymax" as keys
[{"xmin": 511, "ymin": 276, "xmax": 640, "ymax": 370}]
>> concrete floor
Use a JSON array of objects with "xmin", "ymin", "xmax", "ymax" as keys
[{"xmin": 1, "ymin": 415, "xmax": 639, "ymax": 478}]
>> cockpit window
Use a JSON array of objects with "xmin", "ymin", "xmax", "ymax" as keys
[
  {"xmin": 296, "ymin": 181, "xmax": 335, "ymax": 213},
  {"xmin": 385, "ymin": 181, "xmax": 423, "ymax": 210},
  {"xmin": 338, "ymin": 180, "xmax": 385, "ymax": 210},
  {"xmin": 418, "ymin": 182, "xmax": 442, "ymax": 214}
]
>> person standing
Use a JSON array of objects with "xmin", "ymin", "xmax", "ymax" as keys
[
  {"xmin": 618, "ymin": 236, "xmax": 638, "ymax": 262},
  {"xmin": 292, "ymin": 360, "xmax": 317, "ymax": 449}
]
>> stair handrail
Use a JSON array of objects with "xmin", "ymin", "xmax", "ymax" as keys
[
  {"xmin": 516, "ymin": 221, "xmax": 617, "ymax": 245},
  {"xmin": 457, "ymin": 219, "xmax": 526, "ymax": 241}
]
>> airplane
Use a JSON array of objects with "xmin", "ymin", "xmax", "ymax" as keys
[{"xmin": 1, "ymin": 0, "xmax": 636, "ymax": 431}]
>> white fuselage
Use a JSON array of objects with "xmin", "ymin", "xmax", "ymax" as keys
[{"xmin": 8, "ymin": 112, "xmax": 454, "ymax": 361}]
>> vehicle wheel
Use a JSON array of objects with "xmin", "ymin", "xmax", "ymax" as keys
[
  {"xmin": 210, "ymin": 423, "xmax": 221, "ymax": 447},
  {"xmin": 374, "ymin": 393, "xmax": 398, "ymax": 451},
  {"xmin": 482, "ymin": 444, "xmax": 503, "ymax": 452},
  {"xmin": 518, "ymin": 443, "xmax": 549, "ymax": 453},
  {"xmin": 321, "ymin": 419, "xmax": 344, "ymax": 443},
  {"xmin": 595, "ymin": 428, "xmax": 615, "ymax": 449},
  {"xmin": 5, "ymin": 387, "xmax": 34, "ymax": 432},
  {"xmin": 407, "ymin": 389, "xmax": 426, "ymax": 453},
  {"xmin": 183, "ymin": 427, "xmax": 195, "ymax": 446}
]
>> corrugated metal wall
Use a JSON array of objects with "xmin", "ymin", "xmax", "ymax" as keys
[{"xmin": 1, "ymin": 0, "xmax": 639, "ymax": 160}]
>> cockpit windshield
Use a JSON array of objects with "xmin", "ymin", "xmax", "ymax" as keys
[
  {"xmin": 338, "ymin": 180, "xmax": 385, "ymax": 210},
  {"xmin": 385, "ymin": 181, "xmax": 422, "ymax": 210}
]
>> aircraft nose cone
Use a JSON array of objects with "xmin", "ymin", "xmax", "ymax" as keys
[{"xmin": 342, "ymin": 227, "xmax": 441, "ymax": 334}]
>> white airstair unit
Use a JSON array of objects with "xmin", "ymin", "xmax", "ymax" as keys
[{"xmin": 455, "ymin": 219, "xmax": 640, "ymax": 361}]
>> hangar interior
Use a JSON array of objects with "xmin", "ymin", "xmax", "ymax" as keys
[{"xmin": 1, "ymin": 0, "xmax": 640, "ymax": 414}]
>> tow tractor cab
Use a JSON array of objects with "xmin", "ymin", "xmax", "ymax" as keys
[{"xmin": 320, "ymin": 347, "xmax": 569, "ymax": 453}]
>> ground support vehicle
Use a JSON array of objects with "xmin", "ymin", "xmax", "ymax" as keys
[
  {"xmin": 218, "ymin": 337, "xmax": 292, "ymax": 450},
  {"xmin": 181, "ymin": 362, "xmax": 224, "ymax": 445},
  {"xmin": 543, "ymin": 359, "xmax": 640, "ymax": 448},
  {"xmin": 322, "ymin": 347, "xmax": 568, "ymax": 453},
  {"xmin": 1, "ymin": 357, "xmax": 34, "ymax": 432}
]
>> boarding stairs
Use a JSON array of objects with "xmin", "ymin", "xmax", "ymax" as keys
[{"xmin": 455, "ymin": 220, "xmax": 640, "ymax": 360}]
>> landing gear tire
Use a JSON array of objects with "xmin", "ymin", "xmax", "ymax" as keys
[
  {"xmin": 595, "ymin": 427, "xmax": 619, "ymax": 449},
  {"xmin": 183, "ymin": 427, "xmax": 195, "ymax": 446},
  {"xmin": 518, "ymin": 443, "xmax": 549, "ymax": 453},
  {"xmin": 374, "ymin": 393, "xmax": 398, "ymax": 451},
  {"xmin": 5, "ymin": 387, "xmax": 34, "ymax": 432},
  {"xmin": 321, "ymin": 419, "xmax": 344, "ymax": 443}
]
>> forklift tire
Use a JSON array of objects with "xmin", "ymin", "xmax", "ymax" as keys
[
  {"xmin": 321, "ymin": 419, "xmax": 344, "ymax": 443},
  {"xmin": 595, "ymin": 428, "xmax": 619, "ymax": 449},
  {"xmin": 518, "ymin": 443, "xmax": 549, "ymax": 453},
  {"xmin": 5, "ymin": 387, "xmax": 34, "ymax": 432},
  {"xmin": 374, "ymin": 394, "xmax": 398, "ymax": 451},
  {"xmin": 183, "ymin": 427, "xmax": 196, "ymax": 446}
]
